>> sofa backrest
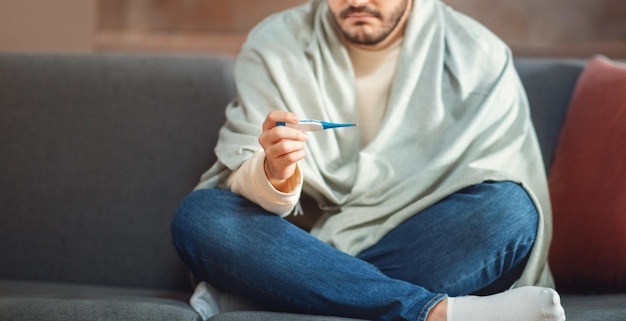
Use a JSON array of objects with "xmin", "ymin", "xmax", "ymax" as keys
[
  {"xmin": 0, "ymin": 53, "xmax": 235, "ymax": 292},
  {"xmin": 0, "ymin": 52, "xmax": 586, "ymax": 292},
  {"xmin": 514, "ymin": 58, "xmax": 585, "ymax": 170}
]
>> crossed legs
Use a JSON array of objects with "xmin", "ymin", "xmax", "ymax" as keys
[{"xmin": 171, "ymin": 181, "xmax": 559, "ymax": 321}]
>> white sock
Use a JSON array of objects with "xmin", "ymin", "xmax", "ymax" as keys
[
  {"xmin": 447, "ymin": 286, "xmax": 565, "ymax": 321},
  {"xmin": 189, "ymin": 281, "xmax": 262, "ymax": 320}
]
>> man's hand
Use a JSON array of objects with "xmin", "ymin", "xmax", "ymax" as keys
[{"xmin": 259, "ymin": 110, "xmax": 308, "ymax": 192}]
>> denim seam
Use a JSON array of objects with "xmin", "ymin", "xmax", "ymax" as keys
[{"xmin": 416, "ymin": 293, "xmax": 447, "ymax": 321}]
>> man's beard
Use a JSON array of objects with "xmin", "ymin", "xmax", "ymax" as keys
[{"xmin": 338, "ymin": 0, "xmax": 408, "ymax": 46}]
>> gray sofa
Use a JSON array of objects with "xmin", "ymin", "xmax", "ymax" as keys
[{"xmin": 0, "ymin": 52, "xmax": 624, "ymax": 321}]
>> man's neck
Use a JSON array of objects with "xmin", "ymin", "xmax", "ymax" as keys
[{"xmin": 347, "ymin": 37, "xmax": 403, "ymax": 147}]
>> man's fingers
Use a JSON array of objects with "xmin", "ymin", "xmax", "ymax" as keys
[
  {"xmin": 262, "ymin": 110, "xmax": 300, "ymax": 131},
  {"xmin": 259, "ymin": 126, "xmax": 308, "ymax": 151},
  {"xmin": 265, "ymin": 139, "xmax": 306, "ymax": 162},
  {"xmin": 259, "ymin": 110, "xmax": 307, "ymax": 182}
]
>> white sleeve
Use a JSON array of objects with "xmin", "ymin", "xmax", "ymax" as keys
[{"xmin": 224, "ymin": 149, "xmax": 302, "ymax": 217}]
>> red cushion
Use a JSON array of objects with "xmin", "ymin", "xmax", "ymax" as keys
[{"xmin": 548, "ymin": 56, "xmax": 626, "ymax": 293}]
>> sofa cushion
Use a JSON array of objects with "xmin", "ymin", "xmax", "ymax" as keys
[
  {"xmin": 560, "ymin": 294, "xmax": 626, "ymax": 321},
  {"xmin": 0, "ymin": 53, "xmax": 234, "ymax": 291},
  {"xmin": 0, "ymin": 297, "xmax": 200, "ymax": 321},
  {"xmin": 548, "ymin": 56, "xmax": 626, "ymax": 293},
  {"xmin": 209, "ymin": 311, "xmax": 368, "ymax": 321},
  {"xmin": 0, "ymin": 280, "xmax": 200, "ymax": 321},
  {"xmin": 206, "ymin": 295, "xmax": 626, "ymax": 321}
]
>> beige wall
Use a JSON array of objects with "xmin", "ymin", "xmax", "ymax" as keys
[
  {"xmin": 1, "ymin": 0, "xmax": 625, "ymax": 58},
  {"xmin": 445, "ymin": 0, "xmax": 626, "ymax": 57},
  {"xmin": 96, "ymin": 0, "xmax": 626, "ymax": 58},
  {"xmin": 0, "ymin": 0, "xmax": 96, "ymax": 52}
]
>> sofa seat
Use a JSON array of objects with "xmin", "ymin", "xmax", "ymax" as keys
[
  {"xmin": 0, "ymin": 280, "xmax": 200, "ymax": 321},
  {"xmin": 203, "ymin": 294, "xmax": 626, "ymax": 321},
  {"xmin": 3, "ymin": 279, "xmax": 624, "ymax": 321},
  {"xmin": 559, "ymin": 294, "xmax": 626, "ymax": 321},
  {"xmin": 210, "ymin": 312, "xmax": 370, "ymax": 321}
]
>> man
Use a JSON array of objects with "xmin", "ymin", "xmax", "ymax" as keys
[{"xmin": 171, "ymin": 0, "xmax": 566, "ymax": 320}]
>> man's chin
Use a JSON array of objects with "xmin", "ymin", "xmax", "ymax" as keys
[
  {"xmin": 341, "ymin": 26, "xmax": 379, "ymax": 43},
  {"xmin": 344, "ymin": 32, "xmax": 386, "ymax": 46}
]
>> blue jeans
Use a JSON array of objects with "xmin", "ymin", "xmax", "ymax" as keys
[{"xmin": 171, "ymin": 181, "xmax": 538, "ymax": 321}]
